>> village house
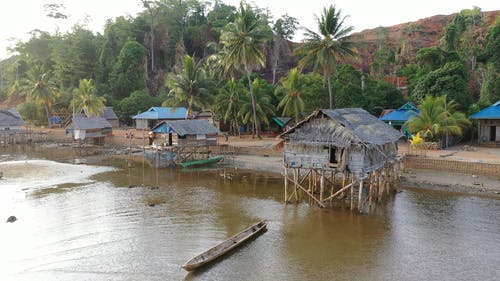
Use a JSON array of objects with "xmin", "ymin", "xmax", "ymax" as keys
[
  {"xmin": 67, "ymin": 115, "xmax": 112, "ymax": 145},
  {"xmin": 101, "ymin": 107, "xmax": 120, "ymax": 128},
  {"xmin": 0, "ymin": 109, "xmax": 25, "ymax": 131},
  {"xmin": 151, "ymin": 119, "xmax": 219, "ymax": 147},
  {"xmin": 132, "ymin": 107, "xmax": 188, "ymax": 130},
  {"xmin": 471, "ymin": 101, "xmax": 500, "ymax": 145},
  {"xmin": 379, "ymin": 102, "xmax": 419, "ymax": 137},
  {"xmin": 280, "ymin": 108, "xmax": 402, "ymax": 209}
]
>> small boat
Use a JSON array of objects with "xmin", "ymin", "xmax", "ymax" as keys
[
  {"xmin": 182, "ymin": 221, "xmax": 267, "ymax": 271},
  {"xmin": 179, "ymin": 155, "xmax": 224, "ymax": 168}
]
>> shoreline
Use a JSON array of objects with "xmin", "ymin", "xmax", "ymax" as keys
[{"xmin": 2, "ymin": 131, "xmax": 500, "ymax": 198}]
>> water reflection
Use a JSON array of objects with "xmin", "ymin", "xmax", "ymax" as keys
[{"xmin": 0, "ymin": 146, "xmax": 499, "ymax": 281}]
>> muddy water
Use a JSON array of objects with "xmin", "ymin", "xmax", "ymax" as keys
[{"xmin": 1, "ymin": 147, "xmax": 499, "ymax": 281}]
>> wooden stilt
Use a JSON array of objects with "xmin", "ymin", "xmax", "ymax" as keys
[
  {"xmin": 320, "ymin": 170, "xmax": 325, "ymax": 202},
  {"xmin": 358, "ymin": 179, "xmax": 364, "ymax": 211},
  {"xmin": 284, "ymin": 167, "xmax": 288, "ymax": 203},
  {"xmin": 350, "ymin": 175, "xmax": 354, "ymax": 210}
]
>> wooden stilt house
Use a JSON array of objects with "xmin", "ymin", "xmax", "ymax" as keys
[{"xmin": 280, "ymin": 108, "xmax": 403, "ymax": 211}]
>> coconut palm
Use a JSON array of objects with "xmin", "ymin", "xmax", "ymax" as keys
[
  {"xmin": 21, "ymin": 65, "xmax": 59, "ymax": 126},
  {"xmin": 406, "ymin": 95, "xmax": 470, "ymax": 142},
  {"xmin": 294, "ymin": 5, "xmax": 357, "ymax": 109},
  {"xmin": 214, "ymin": 78, "xmax": 247, "ymax": 135},
  {"xmin": 220, "ymin": 3, "xmax": 268, "ymax": 138},
  {"xmin": 164, "ymin": 55, "xmax": 213, "ymax": 115},
  {"xmin": 275, "ymin": 68, "xmax": 305, "ymax": 123},
  {"xmin": 239, "ymin": 78, "xmax": 275, "ymax": 134},
  {"xmin": 71, "ymin": 79, "xmax": 106, "ymax": 117}
]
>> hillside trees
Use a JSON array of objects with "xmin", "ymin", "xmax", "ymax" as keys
[{"xmin": 109, "ymin": 41, "xmax": 146, "ymax": 101}]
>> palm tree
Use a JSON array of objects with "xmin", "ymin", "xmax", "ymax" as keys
[
  {"xmin": 239, "ymin": 78, "xmax": 275, "ymax": 134},
  {"xmin": 71, "ymin": 79, "xmax": 106, "ymax": 117},
  {"xmin": 214, "ymin": 78, "xmax": 247, "ymax": 135},
  {"xmin": 164, "ymin": 55, "xmax": 213, "ymax": 115},
  {"xmin": 220, "ymin": 3, "xmax": 268, "ymax": 138},
  {"xmin": 406, "ymin": 95, "xmax": 470, "ymax": 143},
  {"xmin": 275, "ymin": 68, "xmax": 305, "ymax": 123},
  {"xmin": 21, "ymin": 65, "xmax": 59, "ymax": 126},
  {"xmin": 294, "ymin": 5, "xmax": 357, "ymax": 109}
]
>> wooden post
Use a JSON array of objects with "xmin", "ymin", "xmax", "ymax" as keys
[
  {"xmin": 320, "ymin": 170, "xmax": 325, "ymax": 203},
  {"xmin": 368, "ymin": 172, "xmax": 374, "ymax": 208},
  {"xmin": 284, "ymin": 167, "xmax": 288, "ymax": 203},
  {"xmin": 350, "ymin": 175, "xmax": 354, "ymax": 210},
  {"xmin": 358, "ymin": 179, "xmax": 363, "ymax": 211}
]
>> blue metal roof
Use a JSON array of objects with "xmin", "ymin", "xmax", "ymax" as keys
[
  {"xmin": 470, "ymin": 101, "xmax": 500, "ymax": 119},
  {"xmin": 380, "ymin": 102, "xmax": 419, "ymax": 122},
  {"xmin": 132, "ymin": 107, "xmax": 187, "ymax": 120}
]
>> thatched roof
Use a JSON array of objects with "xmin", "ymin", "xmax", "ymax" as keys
[
  {"xmin": 0, "ymin": 109, "xmax": 25, "ymax": 127},
  {"xmin": 101, "ymin": 107, "xmax": 118, "ymax": 120},
  {"xmin": 281, "ymin": 108, "xmax": 402, "ymax": 147},
  {"xmin": 71, "ymin": 115, "xmax": 112, "ymax": 130},
  {"xmin": 152, "ymin": 119, "xmax": 219, "ymax": 136}
]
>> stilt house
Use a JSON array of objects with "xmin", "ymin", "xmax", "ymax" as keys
[
  {"xmin": 281, "ymin": 108, "xmax": 402, "ymax": 178},
  {"xmin": 151, "ymin": 119, "xmax": 219, "ymax": 147}
]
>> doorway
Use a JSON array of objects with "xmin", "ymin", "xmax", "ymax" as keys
[{"xmin": 490, "ymin": 126, "xmax": 496, "ymax": 141}]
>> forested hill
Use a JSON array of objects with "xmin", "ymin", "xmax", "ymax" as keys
[
  {"xmin": 0, "ymin": 2, "xmax": 498, "ymax": 132},
  {"xmin": 351, "ymin": 10, "xmax": 499, "ymax": 74}
]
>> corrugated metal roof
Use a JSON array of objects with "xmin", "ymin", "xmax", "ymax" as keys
[
  {"xmin": 0, "ymin": 109, "xmax": 25, "ymax": 127},
  {"xmin": 470, "ymin": 101, "xmax": 500, "ymax": 119},
  {"xmin": 380, "ymin": 102, "xmax": 419, "ymax": 122},
  {"xmin": 282, "ymin": 108, "xmax": 402, "ymax": 146},
  {"xmin": 72, "ymin": 115, "xmax": 112, "ymax": 130},
  {"xmin": 272, "ymin": 116, "xmax": 292, "ymax": 127},
  {"xmin": 152, "ymin": 119, "xmax": 219, "ymax": 136},
  {"xmin": 132, "ymin": 107, "xmax": 187, "ymax": 120}
]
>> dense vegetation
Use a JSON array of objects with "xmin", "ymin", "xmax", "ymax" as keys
[{"xmin": 0, "ymin": 1, "xmax": 498, "ymax": 142}]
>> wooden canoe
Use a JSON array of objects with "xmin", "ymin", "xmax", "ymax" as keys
[
  {"xmin": 182, "ymin": 221, "xmax": 267, "ymax": 271},
  {"xmin": 179, "ymin": 155, "xmax": 224, "ymax": 168}
]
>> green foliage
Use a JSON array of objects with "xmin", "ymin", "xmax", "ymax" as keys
[
  {"xmin": 71, "ymin": 79, "xmax": 106, "ymax": 117},
  {"xmin": 110, "ymin": 41, "xmax": 146, "ymax": 99},
  {"xmin": 298, "ymin": 72, "xmax": 329, "ymax": 113},
  {"xmin": 276, "ymin": 68, "xmax": 305, "ymax": 122},
  {"xmin": 239, "ymin": 78, "xmax": 275, "ymax": 131},
  {"xmin": 406, "ymin": 95, "xmax": 470, "ymax": 142},
  {"xmin": 214, "ymin": 78, "xmax": 247, "ymax": 134},
  {"xmin": 294, "ymin": 5, "xmax": 357, "ymax": 108},
  {"xmin": 164, "ymin": 55, "xmax": 213, "ymax": 114},
  {"xmin": 117, "ymin": 89, "xmax": 163, "ymax": 125},
  {"xmin": 273, "ymin": 14, "xmax": 299, "ymax": 40},
  {"xmin": 220, "ymin": 3, "xmax": 269, "ymax": 137},
  {"xmin": 411, "ymin": 61, "xmax": 470, "ymax": 111}
]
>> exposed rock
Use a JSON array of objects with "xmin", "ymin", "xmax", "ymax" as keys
[{"xmin": 6, "ymin": 216, "xmax": 17, "ymax": 223}]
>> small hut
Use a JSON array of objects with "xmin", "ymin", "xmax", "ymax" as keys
[
  {"xmin": 0, "ymin": 109, "xmax": 25, "ymax": 131},
  {"xmin": 471, "ymin": 101, "xmax": 500, "ymax": 145},
  {"xmin": 67, "ymin": 115, "xmax": 112, "ymax": 145},
  {"xmin": 379, "ymin": 102, "xmax": 419, "ymax": 134},
  {"xmin": 151, "ymin": 119, "xmax": 219, "ymax": 147},
  {"xmin": 280, "ymin": 108, "xmax": 402, "ymax": 210},
  {"xmin": 101, "ymin": 107, "xmax": 119, "ymax": 128}
]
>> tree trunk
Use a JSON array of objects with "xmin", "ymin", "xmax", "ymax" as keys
[
  {"xmin": 327, "ymin": 76, "xmax": 334, "ymax": 109},
  {"xmin": 44, "ymin": 104, "xmax": 52, "ymax": 128},
  {"xmin": 246, "ymin": 72, "xmax": 260, "ymax": 139}
]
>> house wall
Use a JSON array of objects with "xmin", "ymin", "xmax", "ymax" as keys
[
  {"xmin": 177, "ymin": 134, "xmax": 217, "ymax": 146},
  {"xmin": 479, "ymin": 120, "xmax": 500, "ymax": 142},
  {"xmin": 284, "ymin": 143, "xmax": 331, "ymax": 169},
  {"xmin": 1, "ymin": 126, "xmax": 22, "ymax": 131},
  {"xmin": 135, "ymin": 119, "xmax": 149, "ymax": 130}
]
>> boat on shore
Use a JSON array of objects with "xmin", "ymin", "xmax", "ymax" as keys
[
  {"xmin": 182, "ymin": 221, "xmax": 267, "ymax": 271},
  {"xmin": 179, "ymin": 155, "xmax": 224, "ymax": 168}
]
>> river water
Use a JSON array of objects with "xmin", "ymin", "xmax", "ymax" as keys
[{"xmin": 1, "ymin": 147, "xmax": 499, "ymax": 281}]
